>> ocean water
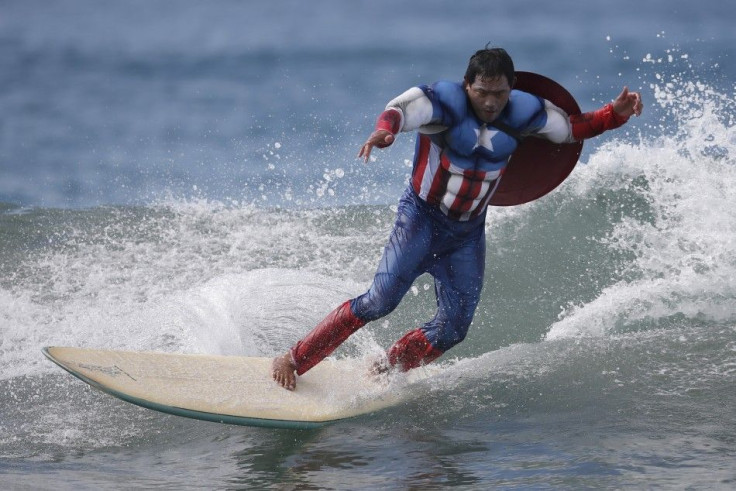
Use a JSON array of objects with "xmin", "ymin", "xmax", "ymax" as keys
[{"xmin": 2, "ymin": 0, "xmax": 736, "ymax": 488}]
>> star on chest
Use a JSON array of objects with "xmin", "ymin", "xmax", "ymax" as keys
[{"xmin": 473, "ymin": 126, "xmax": 499, "ymax": 152}]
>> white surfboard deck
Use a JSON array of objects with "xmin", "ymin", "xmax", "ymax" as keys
[{"xmin": 43, "ymin": 346, "xmax": 408, "ymax": 429}]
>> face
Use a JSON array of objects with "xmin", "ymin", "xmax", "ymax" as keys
[{"xmin": 464, "ymin": 75, "xmax": 513, "ymax": 123}]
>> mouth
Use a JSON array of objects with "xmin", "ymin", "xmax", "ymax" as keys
[{"xmin": 481, "ymin": 109, "xmax": 498, "ymax": 121}]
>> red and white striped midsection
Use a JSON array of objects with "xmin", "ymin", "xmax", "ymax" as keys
[{"xmin": 411, "ymin": 135, "xmax": 503, "ymax": 221}]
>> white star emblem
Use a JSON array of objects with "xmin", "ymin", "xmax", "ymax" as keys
[{"xmin": 473, "ymin": 126, "xmax": 498, "ymax": 151}]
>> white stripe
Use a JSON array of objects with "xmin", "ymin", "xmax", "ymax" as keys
[
  {"xmin": 478, "ymin": 176, "xmax": 503, "ymax": 211},
  {"xmin": 417, "ymin": 141, "xmax": 442, "ymax": 201}
]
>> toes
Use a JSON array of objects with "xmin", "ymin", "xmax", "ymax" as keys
[{"xmin": 272, "ymin": 355, "xmax": 297, "ymax": 390}]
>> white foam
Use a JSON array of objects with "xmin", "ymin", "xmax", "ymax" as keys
[
  {"xmin": 547, "ymin": 78, "xmax": 736, "ymax": 340},
  {"xmin": 4, "ymin": 201, "xmax": 379, "ymax": 380}
]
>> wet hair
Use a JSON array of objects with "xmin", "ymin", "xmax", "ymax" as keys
[{"xmin": 464, "ymin": 46, "xmax": 515, "ymax": 86}]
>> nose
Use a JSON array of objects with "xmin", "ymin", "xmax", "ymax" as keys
[
  {"xmin": 484, "ymin": 98, "xmax": 498, "ymax": 112},
  {"xmin": 484, "ymin": 94, "xmax": 499, "ymax": 109}
]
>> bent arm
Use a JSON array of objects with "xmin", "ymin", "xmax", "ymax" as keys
[
  {"xmin": 359, "ymin": 85, "xmax": 447, "ymax": 162},
  {"xmin": 538, "ymin": 87, "xmax": 643, "ymax": 143},
  {"xmin": 378, "ymin": 87, "xmax": 440, "ymax": 134}
]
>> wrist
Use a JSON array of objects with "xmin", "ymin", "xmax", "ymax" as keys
[
  {"xmin": 571, "ymin": 103, "xmax": 629, "ymax": 141},
  {"xmin": 375, "ymin": 108, "xmax": 402, "ymax": 134},
  {"xmin": 609, "ymin": 103, "xmax": 630, "ymax": 125}
]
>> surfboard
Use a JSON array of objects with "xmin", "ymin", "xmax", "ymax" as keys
[
  {"xmin": 42, "ymin": 346, "xmax": 404, "ymax": 429},
  {"xmin": 489, "ymin": 71, "xmax": 584, "ymax": 206}
]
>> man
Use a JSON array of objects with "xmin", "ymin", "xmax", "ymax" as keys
[{"xmin": 273, "ymin": 47, "xmax": 643, "ymax": 390}]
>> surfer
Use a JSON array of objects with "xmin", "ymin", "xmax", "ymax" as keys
[{"xmin": 273, "ymin": 46, "xmax": 643, "ymax": 390}]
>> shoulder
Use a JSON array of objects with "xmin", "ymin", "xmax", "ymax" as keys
[
  {"xmin": 430, "ymin": 80, "xmax": 465, "ymax": 96},
  {"xmin": 421, "ymin": 81, "xmax": 468, "ymax": 121},
  {"xmin": 504, "ymin": 90, "xmax": 545, "ymax": 126},
  {"xmin": 421, "ymin": 81, "xmax": 465, "ymax": 106}
]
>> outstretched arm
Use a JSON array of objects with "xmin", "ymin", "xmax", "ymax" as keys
[
  {"xmin": 569, "ymin": 86, "xmax": 643, "ymax": 141},
  {"xmin": 358, "ymin": 109, "xmax": 400, "ymax": 162},
  {"xmin": 358, "ymin": 85, "xmax": 443, "ymax": 162}
]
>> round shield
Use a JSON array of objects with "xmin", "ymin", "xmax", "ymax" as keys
[{"xmin": 489, "ymin": 71, "xmax": 583, "ymax": 206}]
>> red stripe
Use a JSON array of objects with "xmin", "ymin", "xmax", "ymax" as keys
[
  {"xmin": 412, "ymin": 135, "xmax": 431, "ymax": 194},
  {"xmin": 472, "ymin": 177, "xmax": 500, "ymax": 218},
  {"xmin": 458, "ymin": 175, "xmax": 477, "ymax": 212},
  {"xmin": 452, "ymin": 169, "xmax": 487, "ymax": 215},
  {"xmin": 426, "ymin": 153, "xmax": 452, "ymax": 206}
]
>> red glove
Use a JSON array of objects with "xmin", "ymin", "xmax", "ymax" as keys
[{"xmin": 373, "ymin": 109, "xmax": 402, "ymax": 147}]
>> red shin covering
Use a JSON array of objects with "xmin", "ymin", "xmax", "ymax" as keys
[
  {"xmin": 290, "ymin": 301, "xmax": 366, "ymax": 375},
  {"xmin": 570, "ymin": 103, "xmax": 629, "ymax": 141},
  {"xmin": 387, "ymin": 329, "xmax": 443, "ymax": 372}
]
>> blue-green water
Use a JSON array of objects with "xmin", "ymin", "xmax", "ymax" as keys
[{"xmin": 2, "ymin": 0, "xmax": 736, "ymax": 488}]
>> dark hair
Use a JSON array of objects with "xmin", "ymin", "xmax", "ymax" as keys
[{"xmin": 464, "ymin": 47, "xmax": 515, "ymax": 86}]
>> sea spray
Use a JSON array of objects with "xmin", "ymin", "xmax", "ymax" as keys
[
  {"xmin": 547, "ymin": 74, "xmax": 736, "ymax": 340},
  {"xmin": 1, "ymin": 202, "xmax": 384, "ymax": 381}
]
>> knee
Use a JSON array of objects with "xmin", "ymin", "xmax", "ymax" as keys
[
  {"xmin": 447, "ymin": 297, "xmax": 479, "ymax": 332},
  {"xmin": 425, "ymin": 305, "xmax": 477, "ymax": 352},
  {"xmin": 350, "ymin": 275, "xmax": 405, "ymax": 322},
  {"xmin": 438, "ymin": 322, "xmax": 471, "ymax": 352}
]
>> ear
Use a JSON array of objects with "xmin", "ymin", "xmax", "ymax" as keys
[{"xmin": 511, "ymin": 75, "xmax": 517, "ymax": 89}]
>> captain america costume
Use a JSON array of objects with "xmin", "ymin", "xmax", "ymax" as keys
[
  {"xmin": 287, "ymin": 78, "xmax": 631, "ymax": 376},
  {"xmin": 406, "ymin": 81, "xmax": 552, "ymax": 220}
]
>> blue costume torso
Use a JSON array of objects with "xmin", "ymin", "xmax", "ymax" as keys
[
  {"xmin": 407, "ymin": 82, "xmax": 550, "ymax": 220},
  {"xmin": 421, "ymin": 81, "xmax": 548, "ymax": 167}
]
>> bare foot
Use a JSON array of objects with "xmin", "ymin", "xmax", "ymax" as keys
[{"xmin": 272, "ymin": 352, "xmax": 297, "ymax": 391}]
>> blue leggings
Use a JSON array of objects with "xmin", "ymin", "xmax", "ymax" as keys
[{"xmin": 350, "ymin": 187, "xmax": 486, "ymax": 352}]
